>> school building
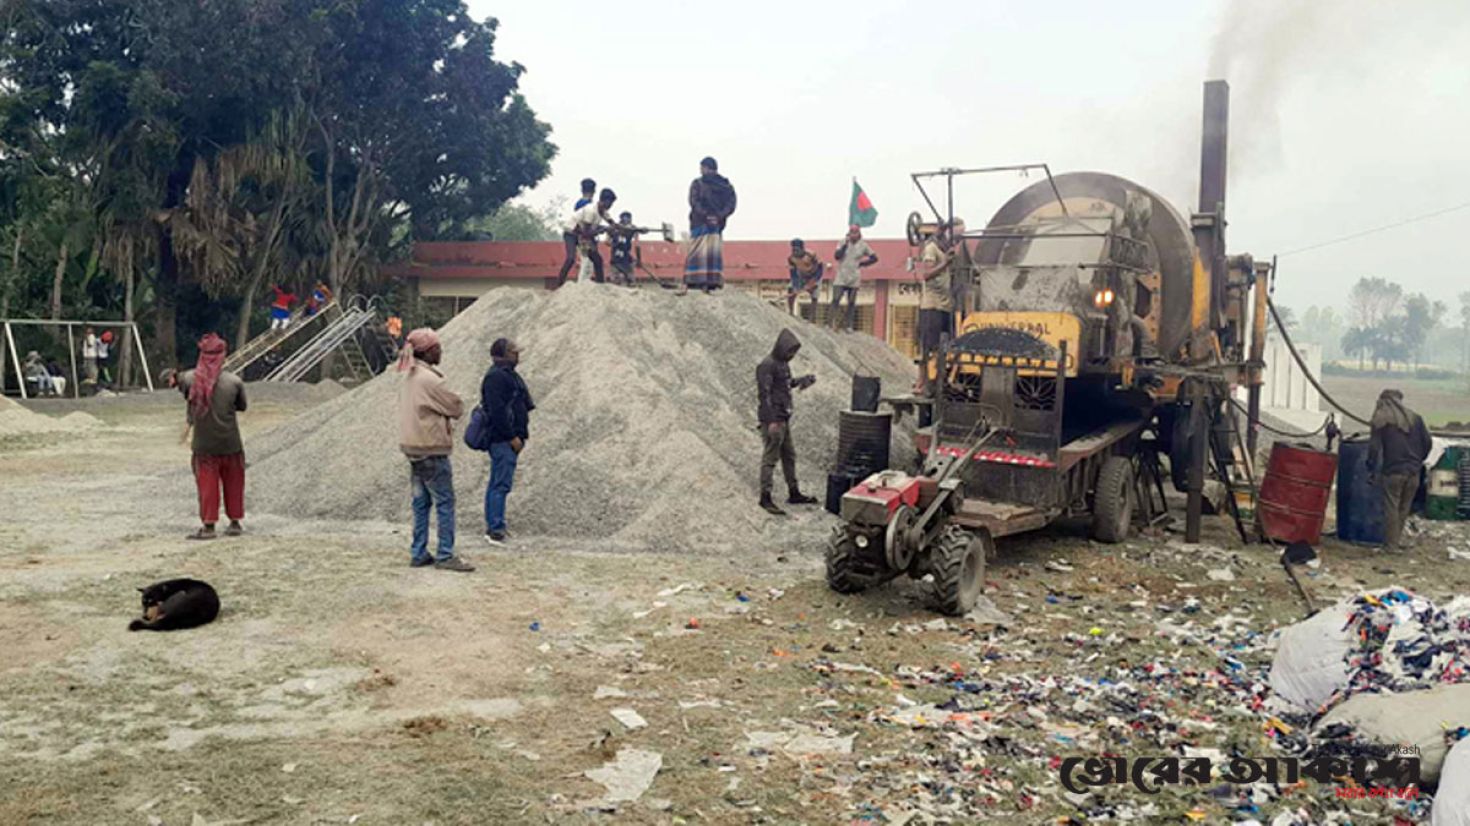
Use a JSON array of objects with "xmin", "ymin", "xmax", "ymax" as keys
[{"xmin": 384, "ymin": 238, "xmax": 926, "ymax": 358}]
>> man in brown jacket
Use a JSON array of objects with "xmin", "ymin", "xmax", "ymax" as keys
[{"xmin": 396, "ymin": 327, "xmax": 473, "ymax": 571}]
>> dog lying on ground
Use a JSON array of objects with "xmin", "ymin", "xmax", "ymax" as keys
[{"xmin": 128, "ymin": 578, "xmax": 220, "ymax": 632}]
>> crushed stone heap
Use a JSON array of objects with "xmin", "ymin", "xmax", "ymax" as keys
[
  {"xmin": 0, "ymin": 395, "xmax": 104, "ymax": 437},
  {"xmin": 247, "ymin": 283, "xmax": 916, "ymax": 552}
]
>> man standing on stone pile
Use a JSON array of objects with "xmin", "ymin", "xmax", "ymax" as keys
[
  {"xmin": 756, "ymin": 329, "xmax": 819, "ymax": 516},
  {"xmin": 831, "ymin": 224, "xmax": 878, "ymax": 332},
  {"xmin": 170, "ymin": 333, "xmax": 248, "ymax": 541},
  {"xmin": 480, "ymin": 337, "xmax": 534, "ymax": 547},
  {"xmin": 684, "ymin": 156, "xmax": 736, "ymax": 293},
  {"xmin": 786, "ymin": 239, "xmax": 824, "ymax": 316},
  {"xmin": 1368, "ymin": 388, "xmax": 1432, "ymax": 550},
  {"xmin": 396, "ymin": 328, "xmax": 474, "ymax": 572}
]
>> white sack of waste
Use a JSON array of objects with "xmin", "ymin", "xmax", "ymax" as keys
[{"xmin": 1268, "ymin": 602, "xmax": 1353, "ymax": 712}]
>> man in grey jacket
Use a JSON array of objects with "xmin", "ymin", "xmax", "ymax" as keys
[{"xmin": 1368, "ymin": 389, "xmax": 1433, "ymax": 550}]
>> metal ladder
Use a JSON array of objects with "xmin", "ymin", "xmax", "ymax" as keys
[
  {"xmin": 264, "ymin": 296, "xmax": 382, "ymax": 383},
  {"xmin": 223, "ymin": 300, "xmax": 337, "ymax": 375}
]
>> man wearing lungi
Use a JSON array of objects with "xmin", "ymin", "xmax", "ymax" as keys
[{"xmin": 684, "ymin": 156, "xmax": 737, "ymax": 293}]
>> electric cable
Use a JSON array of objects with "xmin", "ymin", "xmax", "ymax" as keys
[
  {"xmin": 1266, "ymin": 293, "xmax": 1373, "ymax": 428},
  {"xmin": 1228, "ymin": 397, "xmax": 1331, "ymax": 439},
  {"xmin": 1278, "ymin": 201, "xmax": 1470, "ymax": 258}
]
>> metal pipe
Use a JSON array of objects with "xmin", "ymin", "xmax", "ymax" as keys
[
  {"xmin": 1184, "ymin": 383, "xmax": 1208, "ymax": 543},
  {"xmin": 5, "ymin": 322, "xmax": 25, "ymax": 400},
  {"xmin": 66, "ymin": 326, "xmax": 79, "ymax": 399},
  {"xmin": 1246, "ymin": 261, "xmax": 1271, "ymax": 455},
  {"xmin": 133, "ymin": 323, "xmax": 155, "ymax": 392}
]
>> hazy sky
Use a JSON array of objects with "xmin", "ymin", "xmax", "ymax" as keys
[{"xmin": 471, "ymin": 0, "xmax": 1470, "ymax": 315}]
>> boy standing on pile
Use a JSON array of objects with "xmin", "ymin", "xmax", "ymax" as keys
[{"xmin": 396, "ymin": 328, "xmax": 474, "ymax": 572}]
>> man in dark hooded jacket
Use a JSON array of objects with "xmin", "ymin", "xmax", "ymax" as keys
[
  {"xmin": 756, "ymin": 329, "xmax": 818, "ymax": 515},
  {"xmin": 1367, "ymin": 388, "xmax": 1432, "ymax": 549}
]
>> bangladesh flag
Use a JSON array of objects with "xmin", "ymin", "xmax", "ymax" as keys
[{"xmin": 848, "ymin": 179, "xmax": 878, "ymax": 228}]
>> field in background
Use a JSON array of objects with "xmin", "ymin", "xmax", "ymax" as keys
[{"xmin": 1320, "ymin": 372, "xmax": 1470, "ymax": 428}]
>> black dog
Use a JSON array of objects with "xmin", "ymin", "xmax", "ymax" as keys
[{"xmin": 128, "ymin": 578, "xmax": 220, "ymax": 632}]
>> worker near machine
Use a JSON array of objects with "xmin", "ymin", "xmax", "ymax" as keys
[
  {"xmin": 556, "ymin": 178, "xmax": 598, "ymax": 285},
  {"xmin": 756, "ymin": 329, "xmax": 818, "ymax": 515},
  {"xmin": 1368, "ymin": 389, "xmax": 1432, "ymax": 550},
  {"xmin": 608, "ymin": 211, "xmax": 638, "ymax": 286},
  {"xmin": 786, "ymin": 239, "xmax": 824, "ymax": 315},
  {"xmin": 269, "ymin": 284, "xmax": 296, "ymax": 331},
  {"xmin": 916, "ymin": 225, "xmax": 956, "ymax": 394},
  {"xmin": 170, "ymin": 333, "xmax": 248, "ymax": 541},
  {"xmin": 831, "ymin": 225, "xmax": 878, "ymax": 331},
  {"xmin": 479, "ymin": 337, "xmax": 534, "ymax": 546},
  {"xmin": 396, "ymin": 327, "xmax": 473, "ymax": 571},
  {"xmin": 684, "ymin": 157, "xmax": 736, "ymax": 293}
]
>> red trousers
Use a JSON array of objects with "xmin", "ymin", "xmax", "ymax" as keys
[{"xmin": 193, "ymin": 452, "xmax": 245, "ymax": 524}]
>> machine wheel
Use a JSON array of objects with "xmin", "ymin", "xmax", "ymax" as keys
[
  {"xmin": 826, "ymin": 526, "xmax": 874, "ymax": 594},
  {"xmin": 1092, "ymin": 455, "xmax": 1135, "ymax": 543},
  {"xmin": 929, "ymin": 525, "xmax": 989, "ymax": 616}
]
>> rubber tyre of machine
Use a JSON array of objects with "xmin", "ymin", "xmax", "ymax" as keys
[
  {"xmin": 1092, "ymin": 455, "xmax": 1135, "ymax": 543},
  {"xmin": 928, "ymin": 525, "xmax": 991, "ymax": 616},
  {"xmin": 825, "ymin": 526, "xmax": 880, "ymax": 594}
]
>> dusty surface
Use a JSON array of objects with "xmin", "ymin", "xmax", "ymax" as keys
[{"xmin": 3, "ymin": 388, "xmax": 1470, "ymax": 825}]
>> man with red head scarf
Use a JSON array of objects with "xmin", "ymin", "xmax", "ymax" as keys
[
  {"xmin": 171, "ymin": 333, "xmax": 248, "ymax": 540},
  {"xmin": 396, "ymin": 327, "xmax": 473, "ymax": 571}
]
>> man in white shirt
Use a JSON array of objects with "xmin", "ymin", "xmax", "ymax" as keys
[
  {"xmin": 81, "ymin": 326, "xmax": 100, "ymax": 386},
  {"xmin": 830, "ymin": 225, "xmax": 878, "ymax": 331},
  {"xmin": 565, "ymin": 189, "xmax": 617, "ymax": 284},
  {"xmin": 916, "ymin": 226, "xmax": 956, "ymax": 394}
]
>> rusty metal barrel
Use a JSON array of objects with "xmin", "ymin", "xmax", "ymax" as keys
[{"xmin": 1258, "ymin": 443, "xmax": 1338, "ymax": 545}]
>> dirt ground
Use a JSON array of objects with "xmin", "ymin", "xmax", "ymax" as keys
[{"xmin": 3, "ymin": 390, "xmax": 1470, "ymax": 825}]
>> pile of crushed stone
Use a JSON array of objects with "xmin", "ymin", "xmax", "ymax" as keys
[
  {"xmin": 245, "ymin": 283, "xmax": 916, "ymax": 552},
  {"xmin": 0, "ymin": 395, "xmax": 105, "ymax": 438}
]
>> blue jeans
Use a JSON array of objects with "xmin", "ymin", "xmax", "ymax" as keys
[
  {"xmin": 409, "ymin": 456, "xmax": 455, "ymax": 563},
  {"xmin": 484, "ymin": 441, "xmax": 519, "ymax": 534}
]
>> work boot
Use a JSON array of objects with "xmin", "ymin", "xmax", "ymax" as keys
[
  {"xmin": 759, "ymin": 494, "xmax": 786, "ymax": 516},
  {"xmin": 435, "ymin": 556, "xmax": 476, "ymax": 573},
  {"xmin": 224, "ymin": 520, "xmax": 243, "ymax": 537},
  {"xmin": 787, "ymin": 490, "xmax": 818, "ymax": 506},
  {"xmin": 186, "ymin": 524, "xmax": 217, "ymax": 541}
]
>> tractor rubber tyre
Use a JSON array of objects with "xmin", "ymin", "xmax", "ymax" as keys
[
  {"xmin": 826, "ymin": 526, "xmax": 876, "ymax": 594},
  {"xmin": 1092, "ymin": 455, "xmax": 1135, "ymax": 544},
  {"xmin": 928, "ymin": 525, "xmax": 988, "ymax": 616}
]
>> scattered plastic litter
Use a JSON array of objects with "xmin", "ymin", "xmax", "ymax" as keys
[
  {"xmin": 528, "ymin": 621, "xmax": 541, "ymax": 632},
  {"xmin": 610, "ymin": 708, "xmax": 648, "ymax": 730},
  {"xmin": 585, "ymin": 748, "xmax": 662, "ymax": 802}
]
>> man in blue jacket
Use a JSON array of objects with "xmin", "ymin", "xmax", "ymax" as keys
[{"xmin": 479, "ymin": 338, "xmax": 534, "ymax": 546}]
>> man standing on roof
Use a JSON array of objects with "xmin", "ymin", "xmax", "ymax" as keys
[
  {"xmin": 786, "ymin": 239, "xmax": 823, "ymax": 316},
  {"xmin": 756, "ymin": 329, "xmax": 818, "ymax": 516},
  {"xmin": 170, "ymin": 333, "xmax": 248, "ymax": 541},
  {"xmin": 685, "ymin": 157, "xmax": 736, "ymax": 293},
  {"xmin": 831, "ymin": 225, "xmax": 878, "ymax": 332},
  {"xmin": 1368, "ymin": 389, "xmax": 1433, "ymax": 550}
]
